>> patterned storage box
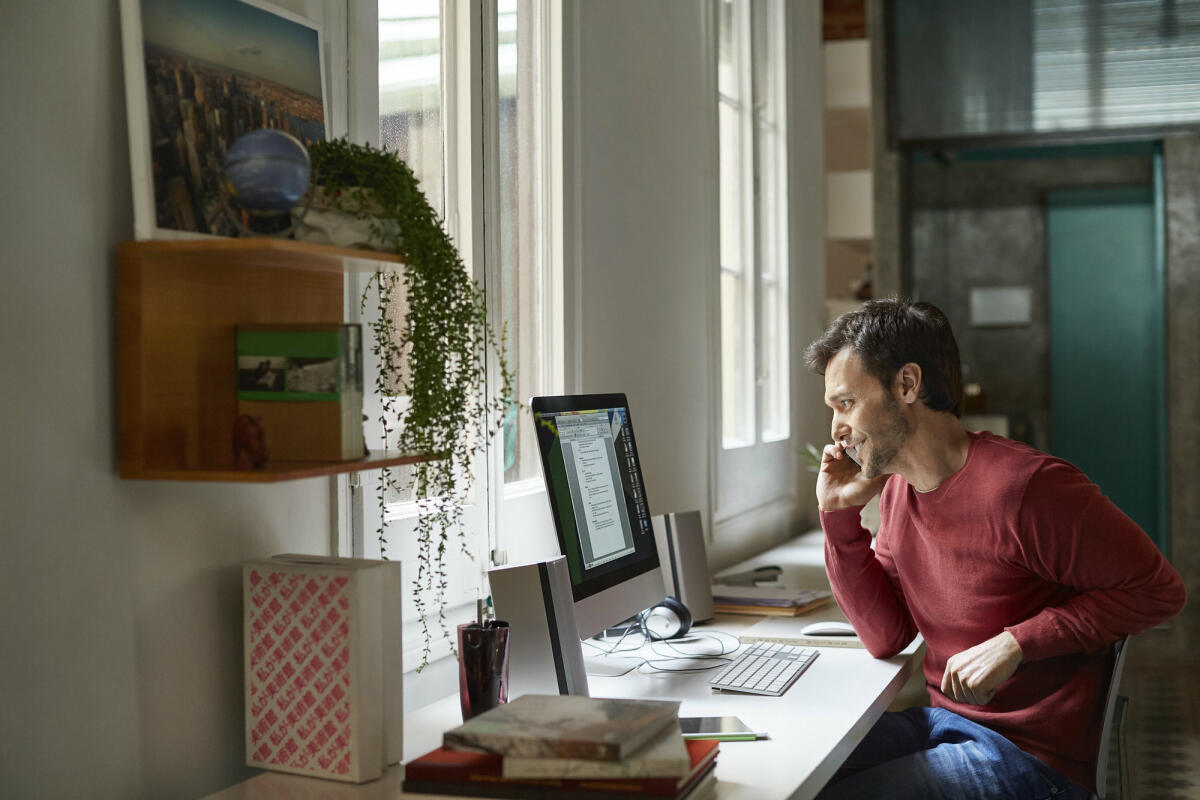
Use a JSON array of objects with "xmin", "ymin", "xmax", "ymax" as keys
[{"xmin": 243, "ymin": 556, "xmax": 402, "ymax": 783}]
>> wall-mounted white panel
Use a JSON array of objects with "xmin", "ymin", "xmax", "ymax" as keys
[
  {"xmin": 970, "ymin": 286, "xmax": 1033, "ymax": 326},
  {"xmin": 823, "ymin": 39, "xmax": 871, "ymax": 109},
  {"xmin": 824, "ymin": 107, "xmax": 872, "ymax": 172},
  {"xmin": 826, "ymin": 170, "xmax": 873, "ymax": 239}
]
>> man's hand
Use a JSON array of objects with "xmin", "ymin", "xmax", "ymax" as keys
[
  {"xmin": 940, "ymin": 630, "xmax": 1024, "ymax": 706},
  {"xmin": 816, "ymin": 443, "xmax": 888, "ymax": 512}
]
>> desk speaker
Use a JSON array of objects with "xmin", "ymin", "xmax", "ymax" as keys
[
  {"xmin": 651, "ymin": 510, "xmax": 714, "ymax": 623},
  {"xmin": 488, "ymin": 556, "xmax": 589, "ymax": 698}
]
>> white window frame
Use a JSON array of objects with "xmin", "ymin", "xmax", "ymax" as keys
[
  {"xmin": 719, "ymin": 0, "xmax": 758, "ymax": 450},
  {"xmin": 340, "ymin": 0, "xmax": 564, "ymax": 677},
  {"xmin": 345, "ymin": 0, "xmax": 487, "ymax": 673},
  {"xmin": 487, "ymin": 0, "xmax": 567, "ymax": 570},
  {"xmin": 712, "ymin": 0, "xmax": 793, "ymax": 524}
]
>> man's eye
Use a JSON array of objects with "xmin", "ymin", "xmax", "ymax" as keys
[{"xmin": 841, "ymin": 399, "xmax": 852, "ymax": 409}]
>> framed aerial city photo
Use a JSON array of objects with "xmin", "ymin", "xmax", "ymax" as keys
[{"xmin": 119, "ymin": 0, "xmax": 328, "ymax": 239}]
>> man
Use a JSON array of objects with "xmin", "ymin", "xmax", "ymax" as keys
[{"xmin": 806, "ymin": 298, "xmax": 1185, "ymax": 800}]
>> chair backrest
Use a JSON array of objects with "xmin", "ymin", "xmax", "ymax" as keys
[{"xmin": 1093, "ymin": 636, "xmax": 1130, "ymax": 800}]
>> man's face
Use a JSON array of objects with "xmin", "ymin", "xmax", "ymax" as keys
[{"xmin": 823, "ymin": 348, "xmax": 910, "ymax": 479}]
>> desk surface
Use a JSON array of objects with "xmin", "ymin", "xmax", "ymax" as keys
[{"xmin": 206, "ymin": 531, "xmax": 924, "ymax": 800}]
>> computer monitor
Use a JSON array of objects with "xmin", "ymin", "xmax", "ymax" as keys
[{"xmin": 531, "ymin": 394, "xmax": 667, "ymax": 640}]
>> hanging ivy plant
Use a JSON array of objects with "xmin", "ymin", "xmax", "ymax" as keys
[{"xmin": 307, "ymin": 139, "xmax": 513, "ymax": 667}]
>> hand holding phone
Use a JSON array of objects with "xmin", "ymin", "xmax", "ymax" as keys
[{"xmin": 815, "ymin": 442, "xmax": 886, "ymax": 513}]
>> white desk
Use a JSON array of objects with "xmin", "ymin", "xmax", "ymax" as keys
[
  {"xmin": 206, "ymin": 532, "xmax": 925, "ymax": 800},
  {"xmin": 587, "ymin": 617, "xmax": 922, "ymax": 800}
]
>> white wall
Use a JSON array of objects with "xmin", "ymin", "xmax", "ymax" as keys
[
  {"xmin": 0, "ymin": 1, "xmax": 826, "ymax": 796},
  {"xmin": 572, "ymin": 0, "xmax": 826, "ymax": 572},
  {"xmin": 0, "ymin": 3, "xmax": 332, "ymax": 797},
  {"xmin": 573, "ymin": 1, "xmax": 713, "ymax": 528}
]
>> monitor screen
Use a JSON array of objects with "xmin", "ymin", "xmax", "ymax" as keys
[{"xmin": 531, "ymin": 394, "xmax": 664, "ymax": 632}]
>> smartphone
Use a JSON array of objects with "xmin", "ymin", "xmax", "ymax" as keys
[
  {"xmin": 678, "ymin": 716, "xmax": 766, "ymax": 741},
  {"xmin": 841, "ymin": 444, "xmax": 862, "ymax": 469}
]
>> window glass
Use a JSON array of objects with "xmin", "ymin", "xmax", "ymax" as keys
[
  {"xmin": 498, "ymin": 0, "xmax": 553, "ymax": 484},
  {"xmin": 380, "ymin": 0, "xmax": 444, "ymax": 215},
  {"xmin": 755, "ymin": 0, "xmax": 788, "ymax": 440},
  {"xmin": 718, "ymin": 0, "xmax": 755, "ymax": 447},
  {"xmin": 718, "ymin": 0, "xmax": 789, "ymax": 449},
  {"xmin": 378, "ymin": 0, "xmax": 444, "ymax": 503}
]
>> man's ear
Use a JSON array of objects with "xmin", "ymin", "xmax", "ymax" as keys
[{"xmin": 894, "ymin": 363, "xmax": 922, "ymax": 405}]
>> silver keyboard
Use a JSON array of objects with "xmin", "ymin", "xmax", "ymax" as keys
[{"xmin": 709, "ymin": 641, "xmax": 819, "ymax": 696}]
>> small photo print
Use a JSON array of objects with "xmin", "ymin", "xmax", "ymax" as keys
[
  {"xmin": 238, "ymin": 356, "xmax": 287, "ymax": 391},
  {"xmin": 286, "ymin": 357, "xmax": 337, "ymax": 393}
]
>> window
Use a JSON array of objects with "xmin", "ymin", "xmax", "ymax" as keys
[
  {"xmin": 718, "ymin": 0, "xmax": 753, "ymax": 446},
  {"xmin": 372, "ymin": 0, "xmax": 560, "ymax": 669},
  {"xmin": 380, "ymin": 1, "xmax": 444, "ymax": 215},
  {"xmin": 715, "ymin": 0, "xmax": 791, "ymax": 517},
  {"xmin": 495, "ymin": 0, "xmax": 560, "ymax": 486},
  {"xmin": 752, "ymin": 0, "xmax": 789, "ymax": 442},
  {"xmin": 718, "ymin": 0, "xmax": 789, "ymax": 449}
]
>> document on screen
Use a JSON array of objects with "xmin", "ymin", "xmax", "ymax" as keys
[{"xmin": 571, "ymin": 437, "xmax": 626, "ymax": 559}]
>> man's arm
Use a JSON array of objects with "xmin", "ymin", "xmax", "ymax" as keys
[
  {"xmin": 1001, "ymin": 461, "xmax": 1185, "ymax": 662},
  {"xmin": 821, "ymin": 505, "xmax": 920, "ymax": 659},
  {"xmin": 817, "ymin": 444, "xmax": 918, "ymax": 658},
  {"xmin": 941, "ymin": 462, "xmax": 1184, "ymax": 704}
]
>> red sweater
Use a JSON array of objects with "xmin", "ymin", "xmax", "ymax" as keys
[{"xmin": 820, "ymin": 432, "xmax": 1186, "ymax": 791}]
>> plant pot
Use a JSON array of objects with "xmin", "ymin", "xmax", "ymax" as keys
[
  {"xmin": 292, "ymin": 187, "xmax": 400, "ymax": 251},
  {"xmin": 293, "ymin": 187, "xmax": 410, "ymax": 391}
]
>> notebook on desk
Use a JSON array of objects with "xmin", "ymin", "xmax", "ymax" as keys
[
  {"xmin": 738, "ymin": 615, "xmax": 866, "ymax": 649},
  {"xmin": 710, "ymin": 584, "xmax": 831, "ymax": 617}
]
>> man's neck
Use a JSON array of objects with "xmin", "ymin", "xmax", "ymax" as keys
[{"xmin": 893, "ymin": 413, "xmax": 972, "ymax": 493}]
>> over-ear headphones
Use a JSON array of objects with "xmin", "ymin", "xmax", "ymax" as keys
[{"xmin": 639, "ymin": 596, "xmax": 692, "ymax": 640}]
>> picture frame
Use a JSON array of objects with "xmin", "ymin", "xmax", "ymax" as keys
[{"xmin": 119, "ymin": 0, "xmax": 329, "ymax": 240}]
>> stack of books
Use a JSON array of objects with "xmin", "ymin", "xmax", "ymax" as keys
[
  {"xmin": 402, "ymin": 695, "xmax": 719, "ymax": 800},
  {"xmin": 710, "ymin": 584, "xmax": 832, "ymax": 617}
]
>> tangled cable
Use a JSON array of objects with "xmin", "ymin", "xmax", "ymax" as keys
[{"xmin": 582, "ymin": 621, "xmax": 742, "ymax": 677}]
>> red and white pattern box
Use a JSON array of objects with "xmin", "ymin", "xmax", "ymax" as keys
[{"xmin": 243, "ymin": 557, "xmax": 402, "ymax": 783}]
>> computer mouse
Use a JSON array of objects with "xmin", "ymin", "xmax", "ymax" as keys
[{"xmin": 799, "ymin": 620, "xmax": 857, "ymax": 637}]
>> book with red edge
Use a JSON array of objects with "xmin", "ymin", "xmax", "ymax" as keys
[{"xmin": 401, "ymin": 738, "xmax": 719, "ymax": 800}]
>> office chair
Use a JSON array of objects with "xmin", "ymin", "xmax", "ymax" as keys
[{"xmin": 1093, "ymin": 636, "xmax": 1131, "ymax": 800}]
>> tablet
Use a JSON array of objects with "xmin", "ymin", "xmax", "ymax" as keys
[{"xmin": 678, "ymin": 716, "xmax": 766, "ymax": 741}]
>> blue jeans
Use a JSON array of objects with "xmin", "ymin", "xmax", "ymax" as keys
[{"xmin": 815, "ymin": 707, "xmax": 1091, "ymax": 800}]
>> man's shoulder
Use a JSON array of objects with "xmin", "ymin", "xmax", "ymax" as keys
[
  {"xmin": 877, "ymin": 432, "xmax": 1087, "ymax": 515},
  {"xmin": 970, "ymin": 430, "xmax": 1040, "ymax": 458},
  {"xmin": 968, "ymin": 431, "xmax": 1090, "ymax": 497}
]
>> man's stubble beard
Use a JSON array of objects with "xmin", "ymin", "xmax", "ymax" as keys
[{"xmin": 862, "ymin": 391, "xmax": 910, "ymax": 479}]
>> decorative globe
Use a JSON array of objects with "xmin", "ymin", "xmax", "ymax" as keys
[{"xmin": 222, "ymin": 129, "xmax": 310, "ymax": 212}]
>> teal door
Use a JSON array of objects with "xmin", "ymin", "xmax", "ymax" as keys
[{"xmin": 1046, "ymin": 183, "xmax": 1166, "ymax": 552}]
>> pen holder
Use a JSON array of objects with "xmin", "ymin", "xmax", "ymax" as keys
[{"xmin": 458, "ymin": 620, "xmax": 510, "ymax": 721}]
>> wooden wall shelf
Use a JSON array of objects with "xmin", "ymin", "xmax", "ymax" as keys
[
  {"xmin": 123, "ymin": 451, "xmax": 430, "ymax": 483},
  {"xmin": 117, "ymin": 238, "xmax": 424, "ymax": 482},
  {"xmin": 120, "ymin": 237, "xmax": 405, "ymax": 272}
]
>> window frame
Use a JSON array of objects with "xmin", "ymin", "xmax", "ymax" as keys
[
  {"xmin": 711, "ymin": 0, "xmax": 794, "ymax": 524},
  {"xmin": 343, "ymin": 0, "xmax": 564, "ymax": 673}
]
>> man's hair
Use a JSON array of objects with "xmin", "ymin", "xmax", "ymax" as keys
[{"xmin": 804, "ymin": 297, "xmax": 963, "ymax": 417}]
